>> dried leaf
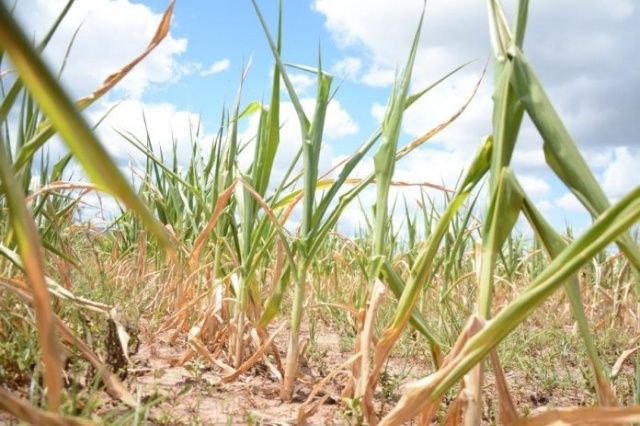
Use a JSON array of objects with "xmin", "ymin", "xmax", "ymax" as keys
[
  {"xmin": 220, "ymin": 322, "xmax": 286, "ymax": 383},
  {"xmin": 611, "ymin": 346, "xmax": 640, "ymax": 378},
  {"xmin": 489, "ymin": 350, "xmax": 518, "ymax": 424},
  {"xmin": 190, "ymin": 181, "xmax": 237, "ymax": 269},
  {"xmin": 512, "ymin": 405, "xmax": 640, "ymax": 426},
  {"xmin": 297, "ymin": 352, "xmax": 362, "ymax": 424},
  {"xmin": 378, "ymin": 316, "xmax": 485, "ymax": 426},
  {"xmin": 0, "ymin": 387, "xmax": 94, "ymax": 426},
  {"xmin": 109, "ymin": 308, "xmax": 131, "ymax": 363},
  {"xmin": 357, "ymin": 279, "xmax": 387, "ymax": 425},
  {"xmin": 75, "ymin": 1, "xmax": 175, "ymax": 109}
]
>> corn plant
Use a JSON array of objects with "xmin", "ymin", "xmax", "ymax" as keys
[
  {"xmin": 365, "ymin": 0, "xmax": 640, "ymax": 423},
  {"xmin": 0, "ymin": 0, "xmax": 174, "ymax": 414},
  {"xmin": 250, "ymin": 0, "xmax": 478, "ymax": 400},
  {"xmin": 232, "ymin": 16, "xmax": 284, "ymax": 367},
  {"xmin": 354, "ymin": 7, "xmax": 424, "ymax": 416},
  {"xmin": 2, "ymin": 0, "xmax": 638, "ymax": 423}
]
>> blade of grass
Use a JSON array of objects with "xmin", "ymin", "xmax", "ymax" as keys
[
  {"xmin": 379, "ymin": 184, "xmax": 640, "ymax": 425},
  {"xmin": 11, "ymin": 1, "xmax": 175, "ymax": 175},
  {"xmin": 368, "ymin": 136, "xmax": 492, "ymax": 393},
  {"xmin": 508, "ymin": 23, "xmax": 640, "ymax": 280},
  {"xmin": 0, "ymin": 0, "xmax": 173, "ymax": 251},
  {"xmin": 0, "ymin": 132, "xmax": 62, "ymax": 411}
]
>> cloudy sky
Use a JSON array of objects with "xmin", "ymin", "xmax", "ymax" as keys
[{"xmin": 9, "ymin": 0, "xmax": 640, "ymax": 233}]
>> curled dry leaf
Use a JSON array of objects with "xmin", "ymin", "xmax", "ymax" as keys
[
  {"xmin": 189, "ymin": 181, "xmax": 237, "ymax": 269},
  {"xmin": 75, "ymin": 1, "xmax": 176, "ymax": 109},
  {"xmin": 0, "ymin": 387, "xmax": 95, "ymax": 426},
  {"xmin": 357, "ymin": 278, "xmax": 387, "ymax": 425},
  {"xmin": 489, "ymin": 349, "xmax": 519, "ymax": 425},
  {"xmin": 109, "ymin": 308, "xmax": 132, "ymax": 363},
  {"xmin": 54, "ymin": 317, "xmax": 138, "ymax": 408},
  {"xmin": 25, "ymin": 181, "xmax": 98, "ymax": 204},
  {"xmin": 512, "ymin": 405, "xmax": 640, "ymax": 426},
  {"xmin": 297, "ymin": 352, "xmax": 362, "ymax": 424},
  {"xmin": 611, "ymin": 346, "xmax": 640, "ymax": 378},
  {"xmin": 220, "ymin": 322, "xmax": 286, "ymax": 384},
  {"xmin": 378, "ymin": 315, "xmax": 485, "ymax": 426}
]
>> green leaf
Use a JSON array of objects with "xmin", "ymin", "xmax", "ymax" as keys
[{"xmin": 0, "ymin": 1, "xmax": 173, "ymax": 250}]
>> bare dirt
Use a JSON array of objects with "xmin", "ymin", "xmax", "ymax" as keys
[
  {"xmin": 127, "ymin": 328, "xmax": 383, "ymax": 424},
  {"xmin": 1, "ymin": 319, "xmax": 635, "ymax": 425}
]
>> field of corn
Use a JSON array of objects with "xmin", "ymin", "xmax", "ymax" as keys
[{"xmin": 1, "ymin": 0, "xmax": 639, "ymax": 424}]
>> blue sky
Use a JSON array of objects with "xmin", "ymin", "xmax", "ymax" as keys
[
  {"xmin": 10, "ymin": 0, "xmax": 640, "ymax": 234},
  {"xmin": 139, "ymin": 0, "xmax": 390, "ymax": 156},
  {"xmin": 141, "ymin": 1, "xmax": 337, "ymax": 117}
]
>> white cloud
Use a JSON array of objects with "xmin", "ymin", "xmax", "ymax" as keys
[
  {"xmin": 321, "ymin": 99, "xmax": 359, "ymax": 139},
  {"xmin": 287, "ymin": 73, "xmax": 316, "ymax": 96},
  {"xmin": 371, "ymin": 102, "xmax": 385, "ymax": 123},
  {"xmin": 536, "ymin": 200, "xmax": 553, "ymax": 213},
  {"xmin": 25, "ymin": 98, "xmax": 209, "ymax": 219},
  {"xmin": 555, "ymin": 192, "xmax": 585, "ymax": 213},
  {"xmin": 313, "ymin": 0, "xmax": 639, "ymax": 231},
  {"xmin": 361, "ymin": 66, "xmax": 395, "ymax": 87},
  {"xmin": 312, "ymin": 0, "xmax": 639, "ymax": 150},
  {"xmin": 178, "ymin": 61, "xmax": 204, "ymax": 76},
  {"xmin": 9, "ymin": 0, "xmax": 211, "ymax": 201},
  {"xmin": 518, "ymin": 175, "xmax": 551, "ymax": 200},
  {"xmin": 401, "ymin": 69, "xmax": 492, "ymax": 152},
  {"xmin": 512, "ymin": 148, "xmax": 546, "ymax": 173},
  {"xmin": 602, "ymin": 147, "xmax": 640, "ymax": 199},
  {"xmin": 583, "ymin": 147, "xmax": 614, "ymax": 170},
  {"xmin": 313, "ymin": 0, "xmax": 428, "ymax": 67},
  {"xmin": 14, "ymin": 0, "xmax": 187, "ymax": 100},
  {"xmin": 200, "ymin": 58, "xmax": 230, "ymax": 76},
  {"xmin": 88, "ymin": 100, "xmax": 209, "ymax": 167},
  {"xmin": 331, "ymin": 56, "xmax": 362, "ymax": 81},
  {"xmin": 392, "ymin": 147, "xmax": 468, "ymax": 189}
]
